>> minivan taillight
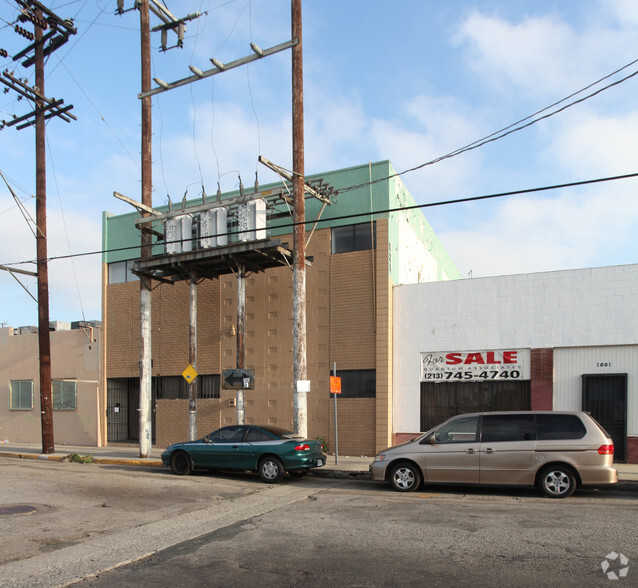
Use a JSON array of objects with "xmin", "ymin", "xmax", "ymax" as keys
[{"xmin": 598, "ymin": 444, "xmax": 614, "ymax": 455}]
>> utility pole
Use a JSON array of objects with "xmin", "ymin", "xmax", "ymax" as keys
[
  {"xmin": 291, "ymin": 0, "xmax": 307, "ymax": 437},
  {"xmin": 188, "ymin": 275, "xmax": 197, "ymax": 439},
  {"xmin": 115, "ymin": 0, "xmax": 202, "ymax": 455},
  {"xmin": 33, "ymin": 7, "xmax": 54, "ymax": 454},
  {"xmin": 236, "ymin": 265, "xmax": 246, "ymax": 425},
  {"xmin": 0, "ymin": 1, "xmax": 77, "ymax": 454},
  {"xmin": 139, "ymin": 0, "xmax": 153, "ymax": 458}
]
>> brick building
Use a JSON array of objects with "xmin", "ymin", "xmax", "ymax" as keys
[
  {"xmin": 393, "ymin": 264, "xmax": 638, "ymax": 463},
  {"xmin": 101, "ymin": 161, "xmax": 461, "ymax": 454}
]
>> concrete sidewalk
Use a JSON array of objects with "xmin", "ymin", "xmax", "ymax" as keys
[{"xmin": 1, "ymin": 442, "xmax": 637, "ymax": 485}]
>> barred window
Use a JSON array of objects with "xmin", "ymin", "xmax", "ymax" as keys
[
  {"xmin": 154, "ymin": 375, "xmax": 220, "ymax": 399},
  {"xmin": 53, "ymin": 380, "xmax": 77, "ymax": 410},
  {"xmin": 9, "ymin": 380, "xmax": 33, "ymax": 410}
]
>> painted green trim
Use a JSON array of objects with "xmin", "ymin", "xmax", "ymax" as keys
[{"xmin": 102, "ymin": 160, "xmax": 460, "ymax": 284}]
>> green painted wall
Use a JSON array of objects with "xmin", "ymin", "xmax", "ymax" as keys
[{"xmin": 102, "ymin": 160, "xmax": 460, "ymax": 283}]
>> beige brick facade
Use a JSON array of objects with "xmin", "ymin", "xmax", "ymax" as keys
[{"xmin": 105, "ymin": 222, "xmax": 391, "ymax": 454}]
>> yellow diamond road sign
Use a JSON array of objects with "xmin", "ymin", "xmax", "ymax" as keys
[{"xmin": 182, "ymin": 364, "xmax": 198, "ymax": 384}]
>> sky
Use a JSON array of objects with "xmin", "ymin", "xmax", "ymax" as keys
[{"xmin": 1, "ymin": 0, "xmax": 637, "ymax": 327}]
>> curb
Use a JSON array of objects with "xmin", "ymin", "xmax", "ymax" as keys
[
  {"xmin": 2, "ymin": 451, "xmax": 636, "ymax": 489},
  {"xmin": 0, "ymin": 451, "xmax": 163, "ymax": 468}
]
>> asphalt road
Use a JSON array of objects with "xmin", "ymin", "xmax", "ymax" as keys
[{"xmin": 1, "ymin": 458, "xmax": 636, "ymax": 587}]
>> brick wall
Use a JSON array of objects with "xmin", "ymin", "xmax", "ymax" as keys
[
  {"xmin": 329, "ymin": 398, "xmax": 376, "ymax": 457},
  {"xmin": 106, "ymin": 279, "xmax": 222, "ymax": 378},
  {"xmin": 531, "ymin": 348, "xmax": 553, "ymax": 410},
  {"xmin": 329, "ymin": 251, "xmax": 376, "ymax": 369},
  {"xmin": 155, "ymin": 398, "xmax": 223, "ymax": 447},
  {"xmin": 106, "ymin": 226, "xmax": 383, "ymax": 457},
  {"xmin": 627, "ymin": 436, "xmax": 638, "ymax": 465}
]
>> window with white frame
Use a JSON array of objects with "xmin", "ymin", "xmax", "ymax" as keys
[
  {"xmin": 9, "ymin": 380, "xmax": 33, "ymax": 410},
  {"xmin": 53, "ymin": 380, "xmax": 77, "ymax": 410},
  {"xmin": 108, "ymin": 260, "xmax": 139, "ymax": 284}
]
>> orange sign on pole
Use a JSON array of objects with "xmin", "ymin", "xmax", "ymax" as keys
[{"xmin": 330, "ymin": 376, "xmax": 341, "ymax": 394}]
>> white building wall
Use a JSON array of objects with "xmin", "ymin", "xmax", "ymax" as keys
[
  {"xmin": 396, "ymin": 214, "xmax": 442, "ymax": 284},
  {"xmin": 554, "ymin": 346, "xmax": 638, "ymax": 435},
  {"xmin": 393, "ymin": 264, "xmax": 638, "ymax": 433}
]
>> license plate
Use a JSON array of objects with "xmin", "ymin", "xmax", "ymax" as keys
[{"xmin": 317, "ymin": 459, "xmax": 323, "ymax": 466}]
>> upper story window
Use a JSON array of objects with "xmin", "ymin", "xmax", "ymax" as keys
[
  {"xmin": 9, "ymin": 380, "xmax": 33, "ymax": 410},
  {"xmin": 108, "ymin": 260, "xmax": 139, "ymax": 284},
  {"xmin": 331, "ymin": 222, "xmax": 376, "ymax": 254}
]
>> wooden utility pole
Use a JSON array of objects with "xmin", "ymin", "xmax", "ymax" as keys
[
  {"xmin": 139, "ymin": 0, "xmax": 153, "ymax": 457},
  {"xmin": 1, "ymin": 3, "xmax": 76, "ymax": 455},
  {"xmin": 291, "ymin": 0, "xmax": 307, "ymax": 437},
  {"xmin": 34, "ymin": 8, "xmax": 54, "ymax": 454}
]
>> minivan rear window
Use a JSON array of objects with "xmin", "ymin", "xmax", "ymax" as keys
[
  {"xmin": 536, "ymin": 414, "xmax": 586, "ymax": 440},
  {"xmin": 482, "ymin": 414, "xmax": 535, "ymax": 442}
]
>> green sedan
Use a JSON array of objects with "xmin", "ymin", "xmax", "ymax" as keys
[{"xmin": 161, "ymin": 424, "xmax": 327, "ymax": 483}]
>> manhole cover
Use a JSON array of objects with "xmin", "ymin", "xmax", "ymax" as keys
[{"xmin": 0, "ymin": 505, "xmax": 37, "ymax": 516}]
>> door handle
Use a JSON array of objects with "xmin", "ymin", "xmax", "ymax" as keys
[
  {"xmin": 465, "ymin": 448, "xmax": 475, "ymax": 454},
  {"xmin": 484, "ymin": 448, "xmax": 494, "ymax": 454}
]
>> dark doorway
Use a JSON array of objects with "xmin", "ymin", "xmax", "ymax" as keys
[
  {"xmin": 107, "ymin": 378, "xmax": 156, "ymax": 443},
  {"xmin": 420, "ymin": 380, "xmax": 531, "ymax": 432},
  {"xmin": 582, "ymin": 374, "xmax": 627, "ymax": 462}
]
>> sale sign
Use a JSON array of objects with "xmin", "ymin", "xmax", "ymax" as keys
[{"xmin": 421, "ymin": 349, "xmax": 530, "ymax": 382}]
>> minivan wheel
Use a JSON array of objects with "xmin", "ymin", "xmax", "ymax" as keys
[
  {"xmin": 390, "ymin": 462, "xmax": 422, "ymax": 492},
  {"xmin": 540, "ymin": 465, "xmax": 576, "ymax": 498}
]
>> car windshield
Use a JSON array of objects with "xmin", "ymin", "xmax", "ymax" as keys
[{"xmin": 258, "ymin": 425, "xmax": 303, "ymax": 439}]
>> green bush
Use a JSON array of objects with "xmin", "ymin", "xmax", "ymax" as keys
[
  {"xmin": 315, "ymin": 436, "xmax": 329, "ymax": 454},
  {"xmin": 68, "ymin": 453, "xmax": 94, "ymax": 463}
]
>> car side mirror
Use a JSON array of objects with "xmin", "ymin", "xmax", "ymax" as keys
[{"xmin": 426, "ymin": 434, "xmax": 437, "ymax": 445}]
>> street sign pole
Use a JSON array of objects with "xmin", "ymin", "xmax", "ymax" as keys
[{"xmin": 333, "ymin": 362, "xmax": 339, "ymax": 465}]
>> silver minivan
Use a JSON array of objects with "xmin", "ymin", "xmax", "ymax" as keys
[{"xmin": 370, "ymin": 411, "xmax": 617, "ymax": 498}]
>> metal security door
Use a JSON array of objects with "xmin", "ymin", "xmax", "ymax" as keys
[
  {"xmin": 107, "ymin": 378, "xmax": 135, "ymax": 442},
  {"xmin": 582, "ymin": 374, "xmax": 627, "ymax": 462},
  {"xmin": 420, "ymin": 380, "xmax": 531, "ymax": 432}
]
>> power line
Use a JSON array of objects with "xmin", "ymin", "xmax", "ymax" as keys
[
  {"xmin": 338, "ymin": 59, "xmax": 638, "ymax": 195},
  {"xmin": 3, "ymin": 169, "xmax": 638, "ymax": 268}
]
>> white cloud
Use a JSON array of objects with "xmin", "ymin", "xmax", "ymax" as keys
[
  {"xmin": 453, "ymin": 8, "xmax": 636, "ymax": 99},
  {"xmin": 440, "ymin": 180, "xmax": 638, "ymax": 278},
  {"xmin": 543, "ymin": 109, "xmax": 638, "ymax": 177},
  {"xmin": 0, "ymin": 191, "xmax": 102, "ymax": 326}
]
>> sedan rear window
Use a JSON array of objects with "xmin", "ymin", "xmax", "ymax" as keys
[{"xmin": 256, "ymin": 425, "xmax": 304, "ymax": 440}]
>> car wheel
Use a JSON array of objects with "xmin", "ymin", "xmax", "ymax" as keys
[
  {"xmin": 539, "ymin": 465, "xmax": 576, "ymax": 498},
  {"xmin": 259, "ymin": 456, "xmax": 285, "ymax": 483},
  {"xmin": 288, "ymin": 470, "xmax": 308, "ymax": 478},
  {"xmin": 170, "ymin": 451, "xmax": 192, "ymax": 476},
  {"xmin": 390, "ymin": 462, "xmax": 422, "ymax": 492}
]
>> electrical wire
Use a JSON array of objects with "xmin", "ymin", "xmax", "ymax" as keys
[
  {"xmin": 246, "ymin": 0, "xmax": 261, "ymax": 177},
  {"xmin": 3, "ymin": 169, "xmax": 638, "ymax": 267},
  {"xmin": 189, "ymin": 0, "xmax": 207, "ymax": 193},
  {"xmin": 51, "ymin": 53, "xmax": 140, "ymax": 169},
  {"xmin": 338, "ymin": 60, "xmax": 638, "ymax": 195},
  {"xmin": 46, "ymin": 134, "xmax": 87, "ymax": 322}
]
